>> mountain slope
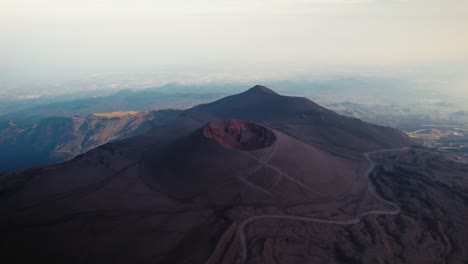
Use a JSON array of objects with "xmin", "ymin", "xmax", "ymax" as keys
[
  {"xmin": 0, "ymin": 84, "xmax": 231, "ymax": 124},
  {"xmin": 0, "ymin": 85, "xmax": 414, "ymax": 172},
  {"xmin": 0, "ymin": 110, "xmax": 179, "ymax": 172},
  {"xmin": 188, "ymin": 85, "xmax": 414, "ymax": 154},
  {"xmin": 1, "ymin": 86, "xmax": 467, "ymax": 264}
]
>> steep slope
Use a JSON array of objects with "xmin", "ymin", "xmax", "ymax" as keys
[
  {"xmin": 140, "ymin": 119, "xmax": 377, "ymax": 211},
  {"xmin": 188, "ymin": 85, "xmax": 414, "ymax": 155},
  {"xmin": 0, "ymin": 118, "xmax": 395, "ymax": 264},
  {"xmin": 0, "ymin": 85, "xmax": 414, "ymax": 172},
  {"xmin": 0, "ymin": 110, "xmax": 179, "ymax": 172},
  {"xmin": 0, "ymin": 86, "xmax": 467, "ymax": 264}
]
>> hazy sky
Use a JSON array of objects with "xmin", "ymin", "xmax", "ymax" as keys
[{"xmin": 1, "ymin": 0, "xmax": 468, "ymax": 85}]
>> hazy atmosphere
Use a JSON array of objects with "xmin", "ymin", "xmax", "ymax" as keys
[
  {"xmin": 1, "ymin": 0, "xmax": 468, "ymax": 94},
  {"xmin": 2, "ymin": 1, "xmax": 468, "ymax": 263}
]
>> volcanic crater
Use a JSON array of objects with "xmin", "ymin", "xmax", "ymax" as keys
[
  {"xmin": 203, "ymin": 119, "xmax": 276, "ymax": 151},
  {"xmin": 3, "ymin": 86, "xmax": 464, "ymax": 264}
]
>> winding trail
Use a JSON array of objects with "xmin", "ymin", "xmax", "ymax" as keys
[
  {"xmin": 237, "ymin": 147, "xmax": 415, "ymax": 264},
  {"xmin": 235, "ymin": 143, "xmax": 279, "ymax": 199},
  {"xmin": 244, "ymin": 149, "xmax": 326, "ymax": 196}
]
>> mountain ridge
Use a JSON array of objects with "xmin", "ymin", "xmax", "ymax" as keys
[
  {"xmin": 1, "ymin": 85, "xmax": 467, "ymax": 264},
  {"xmin": 0, "ymin": 85, "xmax": 414, "ymax": 172}
]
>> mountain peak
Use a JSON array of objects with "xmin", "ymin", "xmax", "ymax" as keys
[{"xmin": 247, "ymin": 85, "xmax": 278, "ymax": 95}]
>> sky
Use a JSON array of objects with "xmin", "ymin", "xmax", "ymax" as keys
[{"xmin": 1, "ymin": 0, "xmax": 468, "ymax": 89}]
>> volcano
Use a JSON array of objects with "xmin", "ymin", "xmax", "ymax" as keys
[
  {"xmin": 140, "ymin": 119, "xmax": 383, "ymax": 210},
  {"xmin": 1, "ymin": 86, "xmax": 467, "ymax": 264},
  {"xmin": 187, "ymin": 85, "xmax": 413, "ymax": 155}
]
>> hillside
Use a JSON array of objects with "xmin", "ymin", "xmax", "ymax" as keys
[
  {"xmin": 0, "ymin": 85, "xmax": 414, "ymax": 172},
  {"xmin": 0, "ymin": 110, "xmax": 179, "ymax": 172},
  {"xmin": 3, "ymin": 87, "xmax": 466, "ymax": 264}
]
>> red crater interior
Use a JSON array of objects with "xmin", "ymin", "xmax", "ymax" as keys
[{"xmin": 203, "ymin": 119, "xmax": 276, "ymax": 151}]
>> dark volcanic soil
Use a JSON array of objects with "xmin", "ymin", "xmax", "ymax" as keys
[
  {"xmin": 203, "ymin": 120, "xmax": 276, "ymax": 151},
  {"xmin": 1, "ymin": 86, "xmax": 467, "ymax": 264},
  {"xmin": 139, "ymin": 118, "xmax": 374, "ymax": 208}
]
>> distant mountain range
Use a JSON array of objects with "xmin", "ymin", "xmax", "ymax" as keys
[
  {"xmin": 4, "ymin": 77, "xmax": 464, "ymax": 125},
  {"xmin": 0, "ymin": 85, "xmax": 413, "ymax": 172},
  {"xmin": 0, "ymin": 86, "xmax": 227, "ymax": 125}
]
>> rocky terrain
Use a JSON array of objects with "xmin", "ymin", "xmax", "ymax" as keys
[
  {"xmin": 0, "ymin": 85, "xmax": 413, "ymax": 172},
  {"xmin": 1, "ymin": 86, "xmax": 467, "ymax": 264},
  {"xmin": 0, "ymin": 110, "xmax": 179, "ymax": 172}
]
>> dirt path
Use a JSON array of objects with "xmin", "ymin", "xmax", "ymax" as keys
[{"xmin": 237, "ymin": 147, "xmax": 414, "ymax": 263}]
